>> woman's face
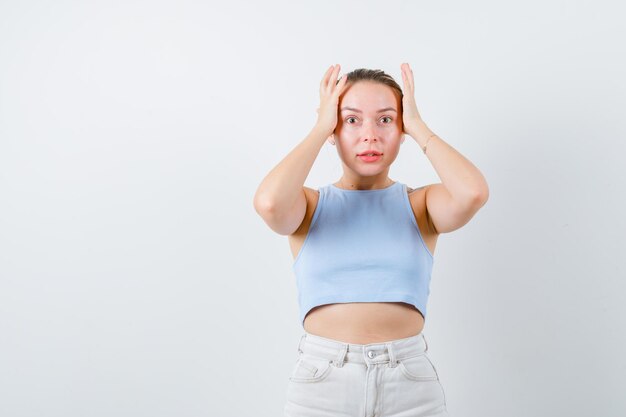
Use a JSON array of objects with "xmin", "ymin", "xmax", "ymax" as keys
[{"xmin": 332, "ymin": 81, "xmax": 404, "ymax": 178}]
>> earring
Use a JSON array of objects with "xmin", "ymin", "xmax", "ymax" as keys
[{"xmin": 330, "ymin": 141, "xmax": 335, "ymax": 145}]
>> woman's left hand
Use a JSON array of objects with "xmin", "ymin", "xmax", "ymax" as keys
[{"xmin": 400, "ymin": 63, "xmax": 423, "ymax": 134}]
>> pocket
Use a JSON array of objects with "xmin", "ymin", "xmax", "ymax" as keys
[
  {"xmin": 289, "ymin": 353, "xmax": 335, "ymax": 383},
  {"xmin": 398, "ymin": 353, "xmax": 439, "ymax": 381}
]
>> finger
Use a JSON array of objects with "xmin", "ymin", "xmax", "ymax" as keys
[
  {"xmin": 406, "ymin": 64, "xmax": 413, "ymax": 90},
  {"xmin": 323, "ymin": 65, "xmax": 340, "ymax": 97},
  {"xmin": 333, "ymin": 74, "xmax": 348, "ymax": 99},
  {"xmin": 324, "ymin": 64, "xmax": 341, "ymax": 95},
  {"xmin": 333, "ymin": 73, "xmax": 348, "ymax": 96},
  {"xmin": 320, "ymin": 65, "xmax": 334, "ymax": 92},
  {"xmin": 321, "ymin": 65, "xmax": 334, "ymax": 95},
  {"xmin": 402, "ymin": 70, "xmax": 411, "ymax": 93},
  {"xmin": 330, "ymin": 64, "xmax": 341, "ymax": 89},
  {"xmin": 401, "ymin": 67, "xmax": 407, "ymax": 87}
]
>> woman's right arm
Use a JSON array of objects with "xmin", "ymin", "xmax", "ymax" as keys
[
  {"xmin": 253, "ymin": 125, "xmax": 330, "ymax": 235},
  {"xmin": 253, "ymin": 64, "xmax": 348, "ymax": 235}
]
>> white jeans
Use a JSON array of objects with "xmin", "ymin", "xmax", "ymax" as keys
[{"xmin": 284, "ymin": 331, "xmax": 449, "ymax": 417}]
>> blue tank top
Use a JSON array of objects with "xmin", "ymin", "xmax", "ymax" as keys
[{"xmin": 292, "ymin": 181, "xmax": 434, "ymax": 327}]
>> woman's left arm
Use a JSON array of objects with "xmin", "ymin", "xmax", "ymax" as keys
[{"xmin": 401, "ymin": 62, "xmax": 489, "ymax": 234}]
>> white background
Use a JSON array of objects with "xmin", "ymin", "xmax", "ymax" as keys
[{"xmin": 1, "ymin": 1, "xmax": 625, "ymax": 416}]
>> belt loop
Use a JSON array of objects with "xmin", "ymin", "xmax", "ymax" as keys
[
  {"xmin": 334, "ymin": 343, "xmax": 348, "ymax": 368},
  {"xmin": 386, "ymin": 343, "xmax": 398, "ymax": 367},
  {"xmin": 297, "ymin": 333, "xmax": 306, "ymax": 355}
]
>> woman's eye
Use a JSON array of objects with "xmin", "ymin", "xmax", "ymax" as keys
[{"xmin": 346, "ymin": 117, "xmax": 392, "ymax": 124}]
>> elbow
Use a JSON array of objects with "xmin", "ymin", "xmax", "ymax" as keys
[
  {"xmin": 253, "ymin": 193, "xmax": 275, "ymax": 215},
  {"xmin": 472, "ymin": 185, "xmax": 489, "ymax": 207}
]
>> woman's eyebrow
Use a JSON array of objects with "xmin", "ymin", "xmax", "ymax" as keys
[{"xmin": 340, "ymin": 107, "xmax": 397, "ymax": 113}]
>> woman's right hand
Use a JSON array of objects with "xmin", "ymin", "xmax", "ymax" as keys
[{"xmin": 315, "ymin": 64, "xmax": 349, "ymax": 138}]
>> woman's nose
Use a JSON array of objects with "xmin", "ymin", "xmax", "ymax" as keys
[{"xmin": 363, "ymin": 124, "xmax": 378, "ymax": 141}]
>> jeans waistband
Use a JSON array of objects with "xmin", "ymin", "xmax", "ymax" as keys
[{"xmin": 297, "ymin": 331, "xmax": 429, "ymax": 368}]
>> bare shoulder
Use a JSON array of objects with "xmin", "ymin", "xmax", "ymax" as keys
[
  {"xmin": 406, "ymin": 184, "xmax": 427, "ymax": 194},
  {"xmin": 303, "ymin": 185, "xmax": 319, "ymax": 198},
  {"xmin": 286, "ymin": 185, "xmax": 321, "ymax": 258},
  {"xmin": 406, "ymin": 184, "xmax": 439, "ymax": 237},
  {"xmin": 406, "ymin": 185, "xmax": 428, "ymax": 199},
  {"xmin": 302, "ymin": 185, "xmax": 320, "ymax": 212},
  {"xmin": 289, "ymin": 185, "xmax": 320, "ymax": 237}
]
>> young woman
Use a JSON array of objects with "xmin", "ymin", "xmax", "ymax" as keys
[{"xmin": 254, "ymin": 63, "xmax": 489, "ymax": 417}]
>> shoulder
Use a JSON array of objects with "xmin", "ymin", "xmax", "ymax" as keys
[
  {"xmin": 406, "ymin": 184, "xmax": 428, "ymax": 204},
  {"xmin": 406, "ymin": 184, "xmax": 428, "ymax": 195},
  {"xmin": 304, "ymin": 185, "xmax": 319, "ymax": 193},
  {"xmin": 406, "ymin": 183, "xmax": 438, "ymax": 235},
  {"xmin": 287, "ymin": 186, "xmax": 320, "ymax": 238},
  {"xmin": 303, "ymin": 185, "xmax": 320, "ymax": 199},
  {"xmin": 298, "ymin": 186, "xmax": 320, "ymax": 216}
]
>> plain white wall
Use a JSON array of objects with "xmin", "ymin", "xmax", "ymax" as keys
[{"xmin": 1, "ymin": 1, "xmax": 625, "ymax": 416}]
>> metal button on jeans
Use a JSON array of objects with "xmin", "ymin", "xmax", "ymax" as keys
[{"xmin": 367, "ymin": 351, "xmax": 375, "ymax": 358}]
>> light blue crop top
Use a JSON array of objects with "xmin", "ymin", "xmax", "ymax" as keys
[{"xmin": 292, "ymin": 181, "xmax": 434, "ymax": 328}]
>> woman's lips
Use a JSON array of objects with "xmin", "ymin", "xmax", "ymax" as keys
[{"xmin": 358, "ymin": 154, "xmax": 382, "ymax": 162}]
